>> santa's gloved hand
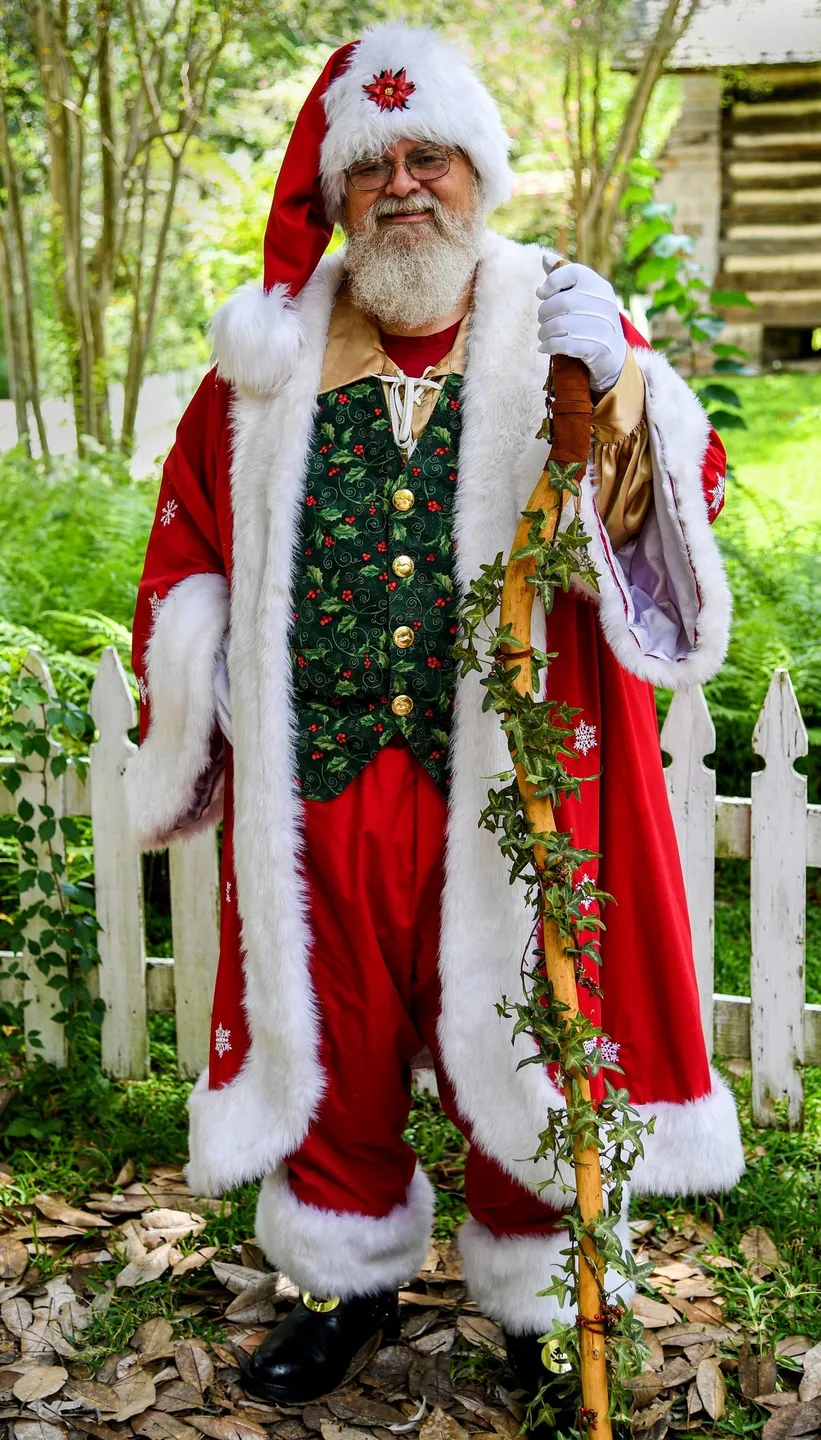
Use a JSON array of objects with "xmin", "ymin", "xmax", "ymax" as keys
[
  {"xmin": 214, "ymin": 641, "xmax": 233, "ymax": 747},
  {"xmin": 536, "ymin": 258, "xmax": 627, "ymax": 395}
]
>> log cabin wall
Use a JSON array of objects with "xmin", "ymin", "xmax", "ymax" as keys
[
  {"xmin": 718, "ymin": 64, "xmax": 821, "ymax": 359},
  {"xmin": 654, "ymin": 63, "xmax": 821, "ymax": 366}
]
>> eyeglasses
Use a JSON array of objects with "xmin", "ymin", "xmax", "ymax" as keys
[{"xmin": 346, "ymin": 145, "xmax": 458, "ymax": 192}]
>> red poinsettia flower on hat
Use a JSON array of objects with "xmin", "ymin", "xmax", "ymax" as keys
[{"xmin": 362, "ymin": 67, "xmax": 416, "ymax": 112}]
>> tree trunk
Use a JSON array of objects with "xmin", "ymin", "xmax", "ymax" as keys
[
  {"xmin": 32, "ymin": 0, "xmax": 97, "ymax": 451},
  {"xmin": 579, "ymin": 0, "xmax": 700, "ymax": 277},
  {"xmin": 0, "ymin": 83, "xmax": 49, "ymax": 460},
  {"xmin": 0, "ymin": 215, "xmax": 31, "ymax": 453},
  {"xmin": 89, "ymin": 0, "xmax": 116, "ymax": 447}
]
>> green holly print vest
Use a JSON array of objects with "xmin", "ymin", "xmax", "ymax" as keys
[{"xmin": 289, "ymin": 374, "xmax": 463, "ymax": 801}]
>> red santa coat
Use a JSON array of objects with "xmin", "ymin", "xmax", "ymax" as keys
[{"xmin": 127, "ymin": 233, "xmax": 743, "ymax": 1208}]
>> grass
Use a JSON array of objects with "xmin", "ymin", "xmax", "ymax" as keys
[
  {"xmin": 714, "ymin": 372, "xmax": 821, "ymax": 548},
  {"xmin": 714, "ymin": 860, "xmax": 821, "ymax": 1004}
]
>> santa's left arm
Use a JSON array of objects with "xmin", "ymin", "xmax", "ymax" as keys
[{"xmin": 538, "ymin": 260, "xmax": 731, "ymax": 689}]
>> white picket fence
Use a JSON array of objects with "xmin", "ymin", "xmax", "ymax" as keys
[{"xmin": 1, "ymin": 650, "xmax": 819, "ymax": 1128}]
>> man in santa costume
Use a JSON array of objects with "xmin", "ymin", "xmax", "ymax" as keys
[{"xmin": 127, "ymin": 22, "xmax": 743, "ymax": 1411}]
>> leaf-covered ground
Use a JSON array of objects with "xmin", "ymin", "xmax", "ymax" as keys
[{"xmin": 1, "ymin": 1056, "xmax": 820, "ymax": 1440}]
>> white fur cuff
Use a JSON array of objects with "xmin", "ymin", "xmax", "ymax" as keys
[
  {"xmin": 125, "ymin": 571, "xmax": 229, "ymax": 850},
  {"xmin": 459, "ymin": 1210, "xmax": 635, "ymax": 1336},
  {"xmin": 255, "ymin": 1166, "xmax": 435, "ymax": 1299}
]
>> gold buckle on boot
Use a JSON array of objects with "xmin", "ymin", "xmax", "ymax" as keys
[{"xmin": 302, "ymin": 1291, "xmax": 341, "ymax": 1313}]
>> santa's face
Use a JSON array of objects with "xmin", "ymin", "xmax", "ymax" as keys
[
  {"xmin": 343, "ymin": 136, "xmax": 478, "ymax": 236},
  {"xmin": 341, "ymin": 136, "xmax": 484, "ymax": 331}
]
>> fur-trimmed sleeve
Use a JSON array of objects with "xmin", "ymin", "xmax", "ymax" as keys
[
  {"xmin": 126, "ymin": 371, "xmax": 232, "ymax": 849},
  {"xmin": 578, "ymin": 319, "xmax": 732, "ymax": 690}
]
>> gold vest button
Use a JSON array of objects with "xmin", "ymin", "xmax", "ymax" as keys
[
  {"xmin": 392, "ymin": 555, "xmax": 415, "ymax": 578},
  {"xmin": 392, "ymin": 625, "xmax": 415, "ymax": 649},
  {"xmin": 391, "ymin": 694, "xmax": 414, "ymax": 717},
  {"xmin": 392, "ymin": 488, "xmax": 415, "ymax": 512}
]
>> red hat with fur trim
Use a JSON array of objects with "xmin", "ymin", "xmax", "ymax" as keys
[{"xmin": 210, "ymin": 24, "xmax": 513, "ymax": 396}]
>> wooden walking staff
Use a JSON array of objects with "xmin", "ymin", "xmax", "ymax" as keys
[{"xmin": 499, "ymin": 351, "xmax": 613, "ymax": 1440}]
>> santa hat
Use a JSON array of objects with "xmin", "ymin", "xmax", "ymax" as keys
[{"xmin": 210, "ymin": 24, "xmax": 513, "ymax": 397}]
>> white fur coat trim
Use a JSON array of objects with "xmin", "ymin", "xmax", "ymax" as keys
[
  {"xmin": 255, "ymin": 1166, "xmax": 435, "ymax": 1298},
  {"xmin": 173, "ymin": 232, "xmax": 739, "ymax": 1201},
  {"xmin": 125, "ymin": 572, "xmax": 228, "ymax": 850},
  {"xmin": 576, "ymin": 344, "xmax": 732, "ymax": 690},
  {"xmin": 459, "ymin": 1206, "xmax": 635, "ymax": 1335},
  {"xmin": 320, "ymin": 25, "xmax": 513, "ymax": 220},
  {"xmin": 631, "ymin": 1067, "xmax": 745, "ymax": 1196}
]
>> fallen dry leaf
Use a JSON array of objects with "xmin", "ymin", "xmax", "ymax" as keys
[
  {"xmin": 186, "ymin": 1418, "xmax": 270, "ymax": 1440},
  {"xmin": 34, "ymin": 1195, "xmax": 110, "ymax": 1230},
  {"xmin": 13, "ymin": 1363, "xmax": 68, "ymax": 1403},
  {"xmin": 360, "ymin": 1342, "xmax": 414, "ymax": 1388},
  {"xmin": 762, "ymin": 1400, "xmax": 821, "ymax": 1440},
  {"xmin": 210, "ymin": 1261, "xmax": 272, "ymax": 1295},
  {"xmin": 799, "ymin": 1365, "xmax": 821, "ymax": 1404},
  {"xmin": 319, "ymin": 1424, "xmax": 366, "ymax": 1440},
  {"xmin": 455, "ymin": 1315, "xmax": 505, "ymax": 1358},
  {"xmin": 641, "ymin": 1331, "xmax": 666, "ymax": 1370},
  {"xmin": 132, "ymin": 1413, "xmax": 201, "ymax": 1440},
  {"xmin": 172, "ymin": 1247, "xmax": 218, "ymax": 1279},
  {"xmin": 0, "ymin": 1234, "xmax": 29, "ymax": 1281},
  {"xmin": 757, "ymin": 1396, "xmax": 800, "ymax": 1412},
  {"xmin": 776, "ymin": 1337, "xmax": 814, "ymax": 1361},
  {"xmin": 131, "ymin": 1317, "xmax": 175, "ymax": 1359},
  {"xmin": 114, "ymin": 1159, "xmax": 136, "ymax": 1187},
  {"xmin": 174, "ymin": 1340, "xmax": 214, "ymax": 1395},
  {"xmin": 112, "ymin": 1367, "xmax": 157, "ymax": 1423},
  {"xmin": 152, "ymin": 1380, "xmax": 204, "ymax": 1413},
  {"xmin": 631, "ymin": 1294, "xmax": 679, "ymax": 1328},
  {"xmin": 64, "ymin": 1377, "xmax": 120, "ymax": 1413},
  {"xmin": 11, "ymin": 1421, "xmax": 69, "ymax": 1440},
  {"xmin": 419, "ymin": 1407, "xmax": 469, "ymax": 1440},
  {"xmin": 739, "ymin": 1227, "xmax": 781, "ymax": 1273},
  {"xmin": 413, "ymin": 1327, "xmax": 456, "ymax": 1356},
  {"xmin": 2, "ymin": 1294, "xmax": 33, "ymax": 1335},
  {"xmin": 116, "ymin": 1242, "xmax": 176, "ymax": 1289},
  {"xmin": 327, "ymin": 1388, "xmax": 407, "ymax": 1425},
  {"xmin": 696, "ymin": 1357, "xmax": 726, "ymax": 1420},
  {"xmin": 398, "ymin": 1289, "xmax": 454, "ymax": 1309},
  {"xmin": 629, "ymin": 1397, "xmax": 672, "ymax": 1435},
  {"xmin": 738, "ymin": 1343, "xmax": 777, "ymax": 1401}
]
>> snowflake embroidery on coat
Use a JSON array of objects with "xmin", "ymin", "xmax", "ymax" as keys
[
  {"xmin": 137, "ymin": 675, "xmax": 149, "ymax": 705},
  {"xmin": 214, "ymin": 1023, "xmax": 232, "ymax": 1058},
  {"xmin": 362, "ymin": 67, "xmax": 416, "ymax": 111},
  {"xmin": 149, "ymin": 590, "xmax": 163, "ymax": 620},
  {"xmin": 708, "ymin": 472, "xmax": 726, "ymax": 517},
  {"xmin": 160, "ymin": 497, "xmax": 178, "ymax": 527},
  {"xmin": 583, "ymin": 1036, "xmax": 621, "ymax": 1066},
  {"xmin": 573, "ymin": 718, "xmax": 597, "ymax": 756},
  {"xmin": 225, "ymin": 881, "xmax": 232, "ymax": 904},
  {"xmin": 574, "ymin": 873, "xmax": 596, "ymax": 911}
]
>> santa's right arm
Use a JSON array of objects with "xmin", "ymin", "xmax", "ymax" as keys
[{"xmin": 125, "ymin": 371, "xmax": 232, "ymax": 851}]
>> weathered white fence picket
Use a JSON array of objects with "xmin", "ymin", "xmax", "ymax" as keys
[{"xmin": 1, "ymin": 650, "xmax": 819, "ymax": 1127}]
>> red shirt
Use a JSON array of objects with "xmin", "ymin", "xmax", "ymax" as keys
[{"xmin": 380, "ymin": 319, "xmax": 462, "ymax": 378}]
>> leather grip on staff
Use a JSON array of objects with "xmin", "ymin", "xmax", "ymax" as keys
[{"xmin": 499, "ymin": 352, "xmax": 612, "ymax": 1440}]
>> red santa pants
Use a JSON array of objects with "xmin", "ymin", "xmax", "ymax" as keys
[{"xmin": 272, "ymin": 736, "xmax": 568, "ymax": 1304}]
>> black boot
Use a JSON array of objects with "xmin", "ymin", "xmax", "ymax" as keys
[{"xmin": 242, "ymin": 1289, "xmax": 401, "ymax": 1405}]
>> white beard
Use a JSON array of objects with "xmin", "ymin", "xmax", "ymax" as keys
[{"xmin": 343, "ymin": 191, "xmax": 485, "ymax": 332}]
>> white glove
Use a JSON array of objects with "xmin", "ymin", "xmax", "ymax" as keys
[
  {"xmin": 536, "ymin": 258, "xmax": 627, "ymax": 395},
  {"xmin": 214, "ymin": 638, "xmax": 233, "ymax": 747}
]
